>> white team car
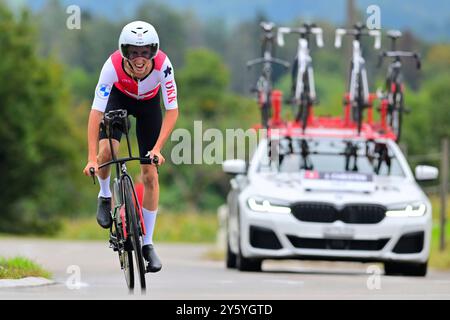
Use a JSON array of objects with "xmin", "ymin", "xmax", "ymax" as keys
[{"xmin": 223, "ymin": 132, "xmax": 439, "ymax": 276}]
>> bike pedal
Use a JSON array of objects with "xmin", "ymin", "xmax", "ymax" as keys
[
  {"xmin": 403, "ymin": 107, "xmax": 411, "ymax": 114},
  {"xmin": 109, "ymin": 241, "xmax": 118, "ymax": 251}
]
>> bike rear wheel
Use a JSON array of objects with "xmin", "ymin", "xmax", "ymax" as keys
[
  {"xmin": 353, "ymin": 75, "xmax": 365, "ymax": 134},
  {"xmin": 123, "ymin": 176, "xmax": 146, "ymax": 290},
  {"xmin": 261, "ymin": 99, "xmax": 271, "ymax": 128},
  {"xmin": 299, "ymin": 73, "xmax": 311, "ymax": 132}
]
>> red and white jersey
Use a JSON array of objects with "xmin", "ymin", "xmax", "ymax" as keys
[{"xmin": 92, "ymin": 50, "xmax": 178, "ymax": 112}]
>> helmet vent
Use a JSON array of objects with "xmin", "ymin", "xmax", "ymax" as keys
[{"xmin": 131, "ymin": 30, "xmax": 137, "ymax": 34}]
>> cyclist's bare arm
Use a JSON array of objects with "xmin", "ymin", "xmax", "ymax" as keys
[
  {"xmin": 149, "ymin": 56, "xmax": 179, "ymax": 165},
  {"xmin": 150, "ymin": 109, "xmax": 178, "ymax": 165},
  {"xmin": 83, "ymin": 109, "xmax": 103, "ymax": 176}
]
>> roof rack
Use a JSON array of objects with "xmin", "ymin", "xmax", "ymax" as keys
[{"xmin": 252, "ymin": 90, "xmax": 397, "ymax": 141}]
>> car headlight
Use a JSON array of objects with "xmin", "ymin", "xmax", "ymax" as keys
[
  {"xmin": 385, "ymin": 202, "xmax": 427, "ymax": 217},
  {"xmin": 247, "ymin": 197, "xmax": 291, "ymax": 214}
]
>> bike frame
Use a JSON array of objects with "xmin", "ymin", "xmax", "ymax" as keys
[
  {"xmin": 335, "ymin": 24, "xmax": 381, "ymax": 132},
  {"xmin": 377, "ymin": 30, "xmax": 421, "ymax": 141},
  {"xmin": 386, "ymin": 60, "xmax": 403, "ymax": 109},
  {"xmin": 97, "ymin": 111, "xmax": 152, "ymax": 269},
  {"xmin": 349, "ymin": 39, "xmax": 369, "ymax": 105},
  {"xmin": 295, "ymin": 38, "xmax": 316, "ymax": 102},
  {"xmin": 277, "ymin": 25, "xmax": 323, "ymax": 103}
]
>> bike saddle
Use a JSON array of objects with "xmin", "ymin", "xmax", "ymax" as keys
[
  {"xmin": 302, "ymin": 23, "xmax": 317, "ymax": 30},
  {"xmin": 387, "ymin": 30, "xmax": 402, "ymax": 39},
  {"xmin": 260, "ymin": 21, "xmax": 275, "ymax": 32},
  {"xmin": 353, "ymin": 22, "xmax": 365, "ymax": 31}
]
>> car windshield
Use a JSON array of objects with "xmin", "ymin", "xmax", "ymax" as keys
[{"xmin": 259, "ymin": 138, "xmax": 406, "ymax": 177}]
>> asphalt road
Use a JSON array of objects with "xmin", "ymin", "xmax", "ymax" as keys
[{"xmin": 1, "ymin": 238, "xmax": 450, "ymax": 299}]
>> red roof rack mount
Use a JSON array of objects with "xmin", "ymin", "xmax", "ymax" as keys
[{"xmin": 252, "ymin": 90, "xmax": 398, "ymax": 141}]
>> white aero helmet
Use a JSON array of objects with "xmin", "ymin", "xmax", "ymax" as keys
[{"xmin": 118, "ymin": 21, "xmax": 159, "ymax": 60}]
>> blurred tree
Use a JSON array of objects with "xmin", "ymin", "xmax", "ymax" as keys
[{"xmin": 0, "ymin": 3, "xmax": 80, "ymax": 234}]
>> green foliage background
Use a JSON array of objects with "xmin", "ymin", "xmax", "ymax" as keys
[{"xmin": 0, "ymin": 0, "xmax": 449, "ymax": 234}]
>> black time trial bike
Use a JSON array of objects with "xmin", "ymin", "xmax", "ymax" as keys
[{"xmin": 89, "ymin": 109, "xmax": 159, "ymax": 292}]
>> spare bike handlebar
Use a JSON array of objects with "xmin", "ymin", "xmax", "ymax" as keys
[
  {"xmin": 277, "ymin": 25, "xmax": 324, "ymax": 48},
  {"xmin": 246, "ymin": 57, "xmax": 290, "ymax": 69},
  {"xmin": 377, "ymin": 51, "xmax": 421, "ymax": 69},
  {"xmin": 335, "ymin": 24, "xmax": 381, "ymax": 49}
]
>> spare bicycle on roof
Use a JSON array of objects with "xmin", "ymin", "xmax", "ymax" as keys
[
  {"xmin": 247, "ymin": 21, "xmax": 290, "ymax": 129},
  {"xmin": 377, "ymin": 30, "xmax": 421, "ymax": 142},
  {"xmin": 277, "ymin": 23, "xmax": 324, "ymax": 133}
]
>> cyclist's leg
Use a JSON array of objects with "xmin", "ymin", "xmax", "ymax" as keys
[
  {"xmin": 97, "ymin": 139, "xmax": 120, "ymax": 180},
  {"xmin": 97, "ymin": 86, "xmax": 126, "ymax": 192},
  {"xmin": 95, "ymin": 87, "xmax": 127, "ymax": 228}
]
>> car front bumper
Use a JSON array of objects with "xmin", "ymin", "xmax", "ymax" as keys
[{"xmin": 239, "ymin": 206, "xmax": 431, "ymax": 263}]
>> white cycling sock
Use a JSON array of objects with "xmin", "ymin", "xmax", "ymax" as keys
[
  {"xmin": 97, "ymin": 176, "xmax": 112, "ymax": 198},
  {"xmin": 143, "ymin": 208, "xmax": 157, "ymax": 246}
]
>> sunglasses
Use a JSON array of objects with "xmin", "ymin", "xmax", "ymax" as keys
[{"xmin": 124, "ymin": 44, "xmax": 158, "ymax": 60}]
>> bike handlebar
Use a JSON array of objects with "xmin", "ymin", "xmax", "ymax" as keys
[
  {"xmin": 246, "ymin": 57, "xmax": 290, "ymax": 69},
  {"xmin": 378, "ymin": 50, "xmax": 421, "ymax": 69},
  {"xmin": 335, "ymin": 26, "xmax": 381, "ymax": 49},
  {"xmin": 97, "ymin": 155, "xmax": 159, "ymax": 171},
  {"xmin": 277, "ymin": 26, "xmax": 324, "ymax": 48},
  {"xmin": 88, "ymin": 156, "xmax": 160, "ymax": 184}
]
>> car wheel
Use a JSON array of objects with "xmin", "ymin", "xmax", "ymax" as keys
[
  {"xmin": 236, "ymin": 234, "xmax": 262, "ymax": 272},
  {"xmin": 236, "ymin": 252, "xmax": 262, "ymax": 272},
  {"xmin": 226, "ymin": 237, "xmax": 237, "ymax": 269},
  {"xmin": 235, "ymin": 209, "xmax": 262, "ymax": 272},
  {"xmin": 384, "ymin": 261, "xmax": 428, "ymax": 277}
]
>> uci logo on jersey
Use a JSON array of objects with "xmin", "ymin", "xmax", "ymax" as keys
[{"xmin": 97, "ymin": 84, "xmax": 111, "ymax": 99}]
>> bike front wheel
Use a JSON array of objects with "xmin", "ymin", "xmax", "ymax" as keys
[
  {"xmin": 388, "ymin": 93, "xmax": 404, "ymax": 142},
  {"xmin": 123, "ymin": 176, "xmax": 146, "ymax": 291},
  {"xmin": 120, "ymin": 249, "xmax": 134, "ymax": 289}
]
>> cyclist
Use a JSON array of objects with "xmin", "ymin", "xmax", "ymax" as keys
[{"xmin": 82, "ymin": 21, "xmax": 179, "ymax": 273}]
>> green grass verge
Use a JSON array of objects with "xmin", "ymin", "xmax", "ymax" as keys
[
  {"xmin": 0, "ymin": 256, "xmax": 51, "ymax": 279},
  {"xmin": 56, "ymin": 211, "xmax": 218, "ymax": 243}
]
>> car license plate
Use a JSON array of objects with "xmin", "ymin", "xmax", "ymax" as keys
[{"xmin": 323, "ymin": 226, "xmax": 355, "ymax": 239}]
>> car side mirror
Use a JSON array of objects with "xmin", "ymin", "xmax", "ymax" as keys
[
  {"xmin": 223, "ymin": 159, "xmax": 247, "ymax": 175},
  {"xmin": 415, "ymin": 165, "xmax": 439, "ymax": 181}
]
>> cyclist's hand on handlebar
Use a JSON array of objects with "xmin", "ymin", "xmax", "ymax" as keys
[
  {"xmin": 83, "ymin": 161, "xmax": 98, "ymax": 177},
  {"xmin": 148, "ymin": 149, "xmax": 165, "ymax": 166}
]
